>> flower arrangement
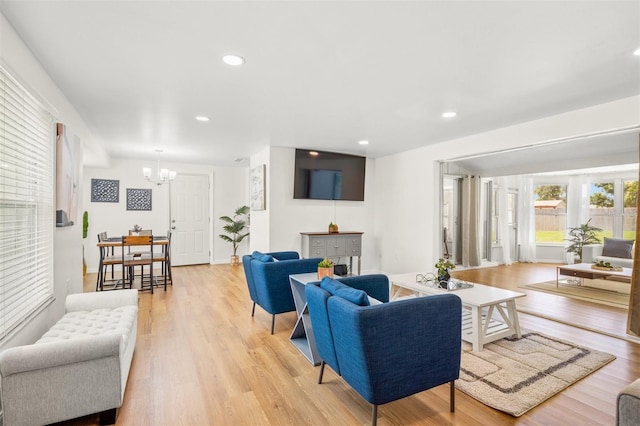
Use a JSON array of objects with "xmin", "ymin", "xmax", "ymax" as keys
[{"xmin": 435, "ymin": 258, "xmax": 455, "ymax": 277}]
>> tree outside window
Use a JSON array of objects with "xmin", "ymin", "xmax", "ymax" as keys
[
  {"xmin": 590, "ymin": 182, "xmax": 614, "ymax": 239},
  {"xmin": 623, "ymin": 180, "xmax": 638, "ymax": 240}
]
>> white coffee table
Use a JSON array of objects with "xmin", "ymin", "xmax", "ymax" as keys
[
  {"xmin": 389, "ymin": 273, "xmax": 526, "ymax": 351},
  {"xmin": 556, "ymin": 263, "xmax": 632, "ymax": 287}
]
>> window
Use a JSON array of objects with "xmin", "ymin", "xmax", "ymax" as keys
[
  {"xmin": 589, "ymin": 181, "xmax": 614, "ymax": 239},
  {"xmin": 623, "ymin": 180, "xmax": 637, "ymax": 240},
  {"xmin": 491, "ymin": 185, "xmax": 499, "ymax": 245},
  {"xmin": 0, "ymin": 67, "xmax": 55, "ymax": 339},
  {"xmin": 534, "ymin": 184, "xmax": 567, "ymax": 243},
  {"xmin": 589, "ymin": 179, "xmax": 638, "ymax": 241}
]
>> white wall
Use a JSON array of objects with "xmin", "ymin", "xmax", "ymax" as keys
[
  {"xmin": 83, "ymin": 158, "xmax": 249, "ymax": 271},
  {"xmin": 249, "ymin": 147, "xmax": 271, "ymax": 252},
  {"xmin": 251, "ymin": 146, "xmax": 379, "ymax": 272},
  {"xmin": 0, "ymin": 14, "xmax": 104, "ymax": 348}
]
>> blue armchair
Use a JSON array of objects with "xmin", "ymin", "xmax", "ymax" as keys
[
  {"xmin": 242, "ymin": 251, "xmax": 323, "ymax": 334},
  {"xmin": 306, "ymin": 276, "xmax": 462, "ymax": 426}
]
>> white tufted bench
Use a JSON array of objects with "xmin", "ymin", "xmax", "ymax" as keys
[{"xmin": 0, "ymin": 289, "xmax": 138, "ymax": 426}]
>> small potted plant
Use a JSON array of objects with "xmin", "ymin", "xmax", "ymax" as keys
[
  {"xmin": 328, "ymin": 222, "xmax": 339, "ymax": 233},
  {"xmin": 219, "ymin": 205, "xmax": 250, "ymax": 265},
  {"xmin": 565, "ymin": 218, "xmax": 601, "ymax": 263},
  {"xmin": 435, "ymin": 257, "xmax": 455, "ymax": 288},
  {"xmin": 318, "ymin": 258, "xmax": 334, "ymax": 279},
  {"xmin": 131, "ymin": 224, "xmax": 143, "ymax": 235}
]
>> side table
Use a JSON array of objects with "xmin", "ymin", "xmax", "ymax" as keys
[{"xmin": 289, "ymin": 272, "xmax": 322, "ymax": 365}]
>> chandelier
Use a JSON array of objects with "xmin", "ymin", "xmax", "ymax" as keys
[{"xmin": 142, "ymin": 149, "xmax": 177, "ymax": 185}]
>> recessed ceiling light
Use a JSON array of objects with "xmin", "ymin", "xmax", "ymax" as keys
[
  {"xmin": 442, "ymin": 111, "xmax": 457, "ymax": 118},
  {"xmin": 359, "ymin": 140, "xmax": 369, "ymax": 145},
  {"xmin": 222, "ymin": 55, "xmax": 245, "ymax": 66},
  {"xmin": 634, "ymin": 48, "xmax": 640, "ymax": 56},
  {"xmin": 309, "ymin": 151, "xmax": 319, "ymax": 156},
  {"xmin": 195, "ymin": 116, "xmax": 210, "ymax": 122}
]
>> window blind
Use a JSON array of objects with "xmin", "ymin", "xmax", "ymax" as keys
[{"xmin": 0, "ymin": 66, "xmax": 55, "ymax": 340}]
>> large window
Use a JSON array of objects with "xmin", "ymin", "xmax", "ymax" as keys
[
  {"xmin": 623, "ymin": 180, "xmax": 637, "ymax": 240},
  {"xmin": 590, "ymin": 181, "xmax": 615, "ymax": 239},
  {"xmin": 0, "ymin": 67, "xmax": 55, "ymax": 340},
  {"xmin": 590, "ymin": 179, "xmax": 638, "ymax": 241},
  {"xmin": 534, "ymin": 184, "xmax": 567, "ymax": 243}
]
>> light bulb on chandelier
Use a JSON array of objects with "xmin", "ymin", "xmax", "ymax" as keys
[{"xmin": 142, "ymin": 149, "xmax": 177, "ymax": 185}]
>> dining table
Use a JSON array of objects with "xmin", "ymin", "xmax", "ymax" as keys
[{"xmin": 96, "ymin": 235, "xmax": 171, "ymax": 291}]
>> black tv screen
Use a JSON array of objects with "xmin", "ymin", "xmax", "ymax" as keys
[{"xmin": 293, "ymin": 149, "xmax": 366, "ymax": 201}]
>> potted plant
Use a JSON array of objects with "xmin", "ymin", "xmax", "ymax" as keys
[
  {"xmin": 82, "ymin": 211, "xmax": 88, "ymax": 276},
  {"xmin": 219, "ymin": 205, "xmax": 250, "ymax": 266},
  {"xmin": 435, "ymin": 257, "xmax": 455, "ymax": 288},
  {"xmin": 318, "ymin": 258, "xmax": 334, "ymax": 279},
  {"xmin": 565, "ymin": 218, "xmax": 601, "ymax": 263}
]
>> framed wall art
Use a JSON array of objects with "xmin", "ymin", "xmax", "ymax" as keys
[
  {"xmin": 55, "ymin": 123, "xmax": 80, "ymax": 227},
  {"xmin": 91, "ymin": 178, "xmax": 119, "ymax": 203},
  {"xmin": 250, "ymin": 164, "xmax": 266, "ymax": 210},
  {"xmin": 126, "ymin": 188, "xmax": 152, "ymax": 211}
]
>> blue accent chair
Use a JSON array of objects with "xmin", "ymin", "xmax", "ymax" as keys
[
  {"xmin": 306, "ymin": 276, "xmax": 462, "ymax": 426},
  {"xmin": 242, "ymin": 251, "xmax": 323, "ymax": 334}
]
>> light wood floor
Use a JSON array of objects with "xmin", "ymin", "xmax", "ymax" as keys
[{"xmin": 67, "ymin": 263, "xmax": 640, "ymax": 425}]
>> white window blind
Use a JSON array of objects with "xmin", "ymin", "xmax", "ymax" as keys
[{"xmin": 0, "ymin": 66, "xmax": 55, "ymax": 340}]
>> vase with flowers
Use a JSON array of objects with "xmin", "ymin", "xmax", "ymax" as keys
[{"xmin": 435, "ymin": 258, "xmax": 455, "ymax": 289}]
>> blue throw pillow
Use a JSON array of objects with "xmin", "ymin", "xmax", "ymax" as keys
[
  {"xmin": 320, "ymin": 277, "xmax": 370, "ymax": 306},
  {"xmin": 251, "ymin": 251, "xmax": 274, "ymax": 262}
]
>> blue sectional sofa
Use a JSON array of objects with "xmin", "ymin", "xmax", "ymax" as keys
[
  {"xmin": 306, "ymin": 275, "xmax": 462, "ymax": 425},
  {"xmin": 242, "ymin": 251, "xmax": 323, "ymax": 334}
]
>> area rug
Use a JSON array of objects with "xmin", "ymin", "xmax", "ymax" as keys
[
  {"xmin": 522, "ymin": 280, "xmax": 629, "ymax": 308},
  {"xmin": 456, "ymin": 330, "xmax": 615, "ymax": 417}
]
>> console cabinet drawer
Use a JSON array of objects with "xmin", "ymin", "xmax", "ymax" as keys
[{"xmin": 301, "ymin": 232, "xmax": 362, "ymax": 259}]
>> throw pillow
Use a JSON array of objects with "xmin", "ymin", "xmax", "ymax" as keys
[
  {"xmin": 602, "ymin": 237, "xmax": 634, "ymax": 259},
  {"xmin": 320, "ymin": 277, "xmax": 370, "ymax": 306},
  {"xmin": 251, "ymin": 251, "xmax": 274, "ymax": 262}
]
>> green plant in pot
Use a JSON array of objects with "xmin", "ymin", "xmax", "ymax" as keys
[
  {"xmin": 317, "ymin": 258, "xmax": 334, "ymax": 279},
  {"xmin": 435, "ymin": 257, "xmax": 455, "ymax": 288},
  {"xmin": 82, "ymin": 211, "xmax": 88, "ymax": 276},
  {"xmin": 219, "ymin": 205, "xmax": 250, "ymax": 266},
  {"xmin": 565, "ymin": 218, "xmax": 601, "ymax": 263}
]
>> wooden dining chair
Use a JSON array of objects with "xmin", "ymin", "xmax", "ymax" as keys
[
  {"xmin": 122, "ymin": 235, "xmax": 155, "ymax": 293},
  {"xmin": 128, "ymin": 229, "xmax": 153, "ymax": 257},
  {"xmin": 97, "ymin": 232, "xmax": 123, "ymax": 291},
  {"xmin": 152, "ymin": 231, "xmax": 172, "ymax": 290}
]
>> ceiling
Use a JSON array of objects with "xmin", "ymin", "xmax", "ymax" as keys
[{"xmin": 2, "ymin": 1, "xmax": 639, "ymax": 167}]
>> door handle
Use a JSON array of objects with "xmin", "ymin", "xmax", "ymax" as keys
[{"xmin": 171, "ymin": 226, "xmax": 176, "ymax": 230}]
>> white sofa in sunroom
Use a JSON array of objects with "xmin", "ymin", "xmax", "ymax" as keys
[
  {"xmin": 582, "ymin": 237, "xmax": 635, "ymax": 268},
  {"xmin": 0, "ymin": 289, "xmax": 138, "ymax": 426}
]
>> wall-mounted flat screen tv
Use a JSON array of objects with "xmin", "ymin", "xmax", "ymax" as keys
[{"xmin": 293, "ymin": 149, "xmax": 366, "ymax": 201}]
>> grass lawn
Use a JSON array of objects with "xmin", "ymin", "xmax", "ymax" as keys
[{"xmin": 535, "ymin": 230, "xmax": 635, "ymax": 243}]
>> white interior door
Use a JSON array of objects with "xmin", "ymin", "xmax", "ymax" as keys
[{"xmin": 170, "ymin": 174, "xmax": 210, "ymax": 266}]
